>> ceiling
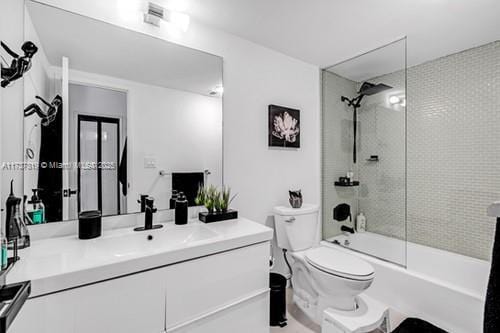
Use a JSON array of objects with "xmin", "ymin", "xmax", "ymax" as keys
[
  {"xmin": 185, "ymin": 0, "xmax": 500, "ymax": 70},
  {"xmin": 27, "ymin": 1, "xmax": 223, "ymax": 96}
]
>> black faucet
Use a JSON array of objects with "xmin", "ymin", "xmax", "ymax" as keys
[
  {"xmin": 134, "ymin": 197, "xmax": 163, "ymax": 231},
  {"xmin": 340, "ymin": 225, "xmax": 355, "ymax": 234},
  {"xmin": 137, "ymin": 194, "xmax": 149, "ymax": 212}
]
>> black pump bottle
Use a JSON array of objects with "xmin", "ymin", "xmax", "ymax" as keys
[
  {"xmin": 174, "ymin": 192, "xmax": 188, "ymax": 225},
  {"xmin": 169, "ymin": 190, "xmax": 178, "ymax": 209}
]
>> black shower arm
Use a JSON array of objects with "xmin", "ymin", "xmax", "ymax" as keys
[
  {"xmin": 0, "ymin": 41, "xmax": 19, "ymax": 59},
  {"xmin": 341, "ymin": 94, "xmax": 364, "ymax": 108}
]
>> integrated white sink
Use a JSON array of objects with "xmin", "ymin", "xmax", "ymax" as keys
[
  {"xmin": 156, "ymin": 223, "xmax": 221, "ymax": 245},
  {"xmin": 91, "ymin": 223, "xmax": 221, "ymax": 259}
]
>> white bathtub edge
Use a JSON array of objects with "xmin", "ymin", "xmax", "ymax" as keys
[{"xmin": 320, "ymin": 240, "xmax": 486, "ymax": 333}]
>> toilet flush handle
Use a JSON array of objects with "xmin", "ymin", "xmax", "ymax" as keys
[{"xmin": 285, "ymin": 217, "xmax": 296, "ymax": 223}]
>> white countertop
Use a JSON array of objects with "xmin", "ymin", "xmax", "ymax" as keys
[{"xmin": 7, "ymin": 218, "xmax": 273, "ymax": 297}]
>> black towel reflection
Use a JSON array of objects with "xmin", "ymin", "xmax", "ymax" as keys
[{"xmin": 172, "ymin": 172, "xmax": 204, "ymax": 207}]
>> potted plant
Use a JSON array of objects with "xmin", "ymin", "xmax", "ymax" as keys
[{"xmin": 195, "ymin": 185, "xmax": 238, "ymax": 223}]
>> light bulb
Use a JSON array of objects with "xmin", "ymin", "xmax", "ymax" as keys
[{"xmin": 389, "ymin": 96, "xmax": 400, "ymax": 105}]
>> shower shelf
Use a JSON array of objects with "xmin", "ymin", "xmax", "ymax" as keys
[{"xmin": 334, "ymin": 181, "xmax": 359, "ymax": 187}]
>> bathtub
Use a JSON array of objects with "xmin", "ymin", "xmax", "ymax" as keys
[{"xmin": 323, "ymin": 232, "xmax": 491, "ymax": 333}]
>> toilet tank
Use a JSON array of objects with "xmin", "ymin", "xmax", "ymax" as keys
[{"xmin": 273, "ymin": 204, "xmax": 320, "ymax": 251}]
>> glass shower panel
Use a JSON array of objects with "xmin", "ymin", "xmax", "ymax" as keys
[{"xmin": 321, "ymin": 38, "xmax": 407, "ymax": 266}]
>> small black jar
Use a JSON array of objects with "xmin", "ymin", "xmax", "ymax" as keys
[{"xmin": 78, "ymin": 210, "xmax": 102, "ymax": 239}]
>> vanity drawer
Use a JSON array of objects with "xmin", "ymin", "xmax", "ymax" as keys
[
  {"xmin": 9, "ymin": 268, "xmax": 166, "ymax": 333},
  {"xmin": 164, "ymin": 242, "xmax": 269, "ymax": 329},
  {"xmin": 167, "ymin": 289, "xmax": 269, "ymax": 333}
]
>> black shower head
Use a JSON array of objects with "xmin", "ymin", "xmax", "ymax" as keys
[{"xmin": 358, "ymin": 81, "xmax": 392, "ymax": 96}]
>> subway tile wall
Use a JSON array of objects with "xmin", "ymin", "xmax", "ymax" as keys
[{"xmin": 404, "ymin": 41, "xmax": 500, "ymax": 260}]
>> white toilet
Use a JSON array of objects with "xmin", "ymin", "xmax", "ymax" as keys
[{"xmin": 273, "ymin": 204, "xmax": 375, "ymax": 324}]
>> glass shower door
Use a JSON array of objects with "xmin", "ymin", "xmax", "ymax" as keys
[
  {"xmin": 321, "ymin": 38, "xmax": 407, "ymax": 266},
  {"xmin": 78, "ymin": 116, "xmax": 120, "ymax": 216}
]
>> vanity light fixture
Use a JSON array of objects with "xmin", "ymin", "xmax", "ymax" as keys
[{"xmin": 144, "ymin": 2, "xmax": 190, "ymax": 32}]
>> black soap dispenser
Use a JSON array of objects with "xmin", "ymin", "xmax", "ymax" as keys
[
  {"xmin": 169, "ymin": 190, "xmax": 178, "ymax": 209},
  {"xmin": 175, "ymin": 192, "xmax": 188, "ymax": 225}
]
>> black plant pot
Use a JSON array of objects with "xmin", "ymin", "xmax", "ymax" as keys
[{"xmin": 199, "ymin": 209, "xmax": 238, "ymax": 223}]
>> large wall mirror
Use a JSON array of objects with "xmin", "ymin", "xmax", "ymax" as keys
[{"xmin": 22, "ymin": 1, "xmax": 223, "ymax": 223}]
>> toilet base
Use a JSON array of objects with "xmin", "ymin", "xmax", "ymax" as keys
[
  {"xmin": 293, "ymin": 291, "xmax": 318, "ymax": 322},
  {"xmin": 321, "ymin": 294, "xmax": 390, "ymax": 333}
]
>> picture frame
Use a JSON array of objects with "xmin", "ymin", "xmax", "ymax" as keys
[{"xmin": 268, "ymin": 104, "xmax": 300, "ymax": 148}]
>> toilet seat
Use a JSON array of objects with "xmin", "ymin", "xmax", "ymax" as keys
[{"xmin": 305, "ymin": 246, "xmax": 375, "ymax": 281}]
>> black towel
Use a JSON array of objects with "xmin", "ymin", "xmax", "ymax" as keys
[
  {"xmin": 172, "ymin": 172, "xmax": 204, "ymax": 206},
  {"xmin": 484, "ymin": 218, "xmax": 500, "ymax": 333},
  {"xmin": 118, "ymin": 139, "xmax": 127, "ymax": 196},
  {"xmin": 37, "ymin": 102, "xmax": 63, "ymax": 222}
]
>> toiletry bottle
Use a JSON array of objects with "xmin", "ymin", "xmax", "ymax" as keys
[
  {"xmin": 169, "ymin": 190, "xmax": 178, "ymax": 209},
  {"xmin": 1, "ymin": 233, "xmax": 8, "ymax": 270},
  {"xmin": 347, "ymin": 170, "xmax": 354, "ymax": 182},
  {"xmin": 23, "ymin": 195, "xmax": 34, "ymax": 225},
  {"xmin": 356, "ymin": 212, "xmax": 366, "ymax": 232},
  {"xmin": 27, "ymin": 189, "xmax": 45, "ymax": 224},
  {"xmin": 175, "ymin": 192, "xmax": 188, "ymax": 225}
]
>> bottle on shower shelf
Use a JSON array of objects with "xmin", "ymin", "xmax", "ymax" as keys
[
  {"xmin": 356, "ymin": 212, "xmax": 366, "ymax": 232},
  {"xmin": 347, "ymin": 170, "xmax": 354, "ymax": 182}
]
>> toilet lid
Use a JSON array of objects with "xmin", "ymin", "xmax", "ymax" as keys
[{"xmin": 305, "ymin": 247, "xmax": 374, "ymax": 280}]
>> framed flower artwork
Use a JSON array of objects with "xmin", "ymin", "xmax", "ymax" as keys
[{"xmin": 268, "ymin": 104, "xmax": 300, "ymax": 148}]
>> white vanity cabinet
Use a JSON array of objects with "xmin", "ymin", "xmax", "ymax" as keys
[{"xmin": 9, "ymin": 242, "xmax": 270, "ymax": 333}]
